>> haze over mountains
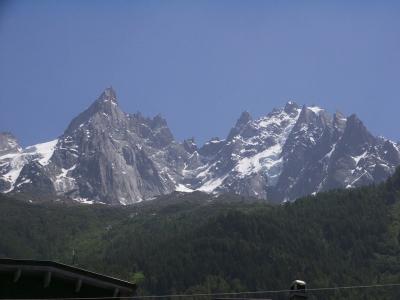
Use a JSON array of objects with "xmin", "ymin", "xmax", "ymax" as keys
[{"xmin": 1, "ymin": 88, "xmax": 399, "ymax": 205}]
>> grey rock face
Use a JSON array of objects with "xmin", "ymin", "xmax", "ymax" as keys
[
  {"xmin": 0, "ymin": 132, "xmax": 22, "ymax": 191},
  {"xmin": 0, "ymin": 88, "xmax": 199, "ymax": 204},
  {"xmin": 192, "ymin": 102, "xmax": 302, "ymax": 199},
  {"xmin": 190, "ymin": 102, "xmax": 400, "ymax": 202},
  {"xmin": 49, "ymin": 87, "xmax": 185, "ymax": 204},
  {"xmin": 0, "ymin": 132, "xmax": 21, "ymax": 155},
  {"xmin": 1, "ymin": 89, "xmax": 399, "ymax": 204}
]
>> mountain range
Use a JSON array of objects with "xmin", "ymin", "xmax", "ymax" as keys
[{"xmin": 1, "ymin": 87, "xmax": 399, "ymax": 205}]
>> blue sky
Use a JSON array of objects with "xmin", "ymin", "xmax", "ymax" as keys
[{"xmin": 0, "ymin": 0, "xmax": 399, "ymax": 146}]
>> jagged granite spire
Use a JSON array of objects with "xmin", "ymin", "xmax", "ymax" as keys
[
  {"xmin": 99, "ymin": 86, "xmax": 117, "ymax": 102},
  {"xmin": 64, "ymin": 87, "xmax": 125, "ymax": 135},
  {"xmin": 183, "ymin": 138, "xmax": 197, "ymax": 154},
  {"xmin": 341, "ymin": 114, "xmax": 375, "ymax": 146},
  {"xmin": 284, "ymin": 101, "xmax": 300, "ymax": 114},
  {"xmin": 1, "ymin": 96, "xmax": 400, "ymax": 204},
  {"xmin": 227, "ymin": 111, "xmax": 252, "ymax": 140}
]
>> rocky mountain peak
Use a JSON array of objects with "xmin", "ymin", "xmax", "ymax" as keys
[
  {"xmin": 236, "ymin": 111, "xmax": 252, "ymax": 127},
  {"xmin": 0, "ymin": 132, "xmax": 21, "ymax": 155},
  {"xmin": 151, "ymin": 114, "xmax": 168, "ymax": 129},
  {"xmin": 227, "ymin": 111, "xmax": 252, "ymax": 140},
  {"xmin": 98, "ymin": 86, "xmax": 117, "ymax": 103},
  {"xmin": 334, "ymin": 110, "xmax": 345, "ymax": 120},
  {"xmin": 333, "ymin": 111, "xmax": 347, "ymax": 132},
  {"xmin": 198, "ymin": 137, "xmax": 224, "ymax": 157},
  {"xmin": 64, "ymin": 87, "xmax": 125, "ymax": 135},
  {"xmin": 284, "ymin": 101, "xmax": 300, "ymax": 115},
  {"xmin": 343, "ymin": 114, "xmax": 375, "ymax": 146},
  {"xmin": 183, "ymin": 138, "xmax": 197, "ymax": 154},
  {"xmin": 91, "ymin": 86, "xmax": 120, "ymax": 113},
  {"xmin": 296, "ymin": 105, "xmax": 312, "ymax": 123},
  {"xmin": 294, "ymin": 105, "xmax": 333, "ymax": 130}
]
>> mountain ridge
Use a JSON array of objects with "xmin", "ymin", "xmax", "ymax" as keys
[{"xmin": 1, "ymin": 87, "xmax": 399, "ymax": 204}]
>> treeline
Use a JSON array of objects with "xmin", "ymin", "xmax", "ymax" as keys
[{"xmin": 2, "ymin": 170, "xmax": 400, "ymax": 299}]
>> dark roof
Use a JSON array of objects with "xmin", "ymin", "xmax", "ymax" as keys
[{"xmin": 0, "ymin": 258, "xmax": 137, "ymax": 298}]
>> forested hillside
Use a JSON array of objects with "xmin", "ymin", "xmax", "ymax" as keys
[{"xmin": 2, "ymin": 169, "xmax": 400, "ymax": 299}]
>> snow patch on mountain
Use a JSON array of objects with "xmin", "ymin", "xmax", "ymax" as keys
[
  {"xmin": 237, "ymin": 107, "xmax": 300, "ymax": 184},
  {"xmin": 352, "ymin": 151, "xmax": 368, "ymax": 165},
  {"xmin": 235, "ymin": 144, "xmax": 282, "ymax": 179},
  {"xmin": 307, "ymin": 106, "xmax": 324, "ymax": 114},
  {"xmin": 26, "ymin": 139, "xmax": 58, "ymax": 166},
  {"xmin": 0, "ymin": 139, "xmax": 58, "ymax": 192},
  {"xmin": 198, "ymin": 175, "xmax": 228, "ymax": 193},
  {"xmin": 54, "ymin": 164, "xmax": 77, "ymax": 192},
  {"xmin": 1, "ymin": 153, "xmax": 27, "ymax": 192},
  {"xmin": 175, "ymin": 184, "xmax": 194, "ymax": 193}
]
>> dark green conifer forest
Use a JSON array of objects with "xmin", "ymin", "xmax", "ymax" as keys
[{"xmin": 2, "ymin": 169, "xmax": 400, "ymax": 299}]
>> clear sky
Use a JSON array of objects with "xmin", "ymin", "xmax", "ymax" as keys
[{"xmin": 0, "ymin": 0, "xmax": 399, "ymax": 146}]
